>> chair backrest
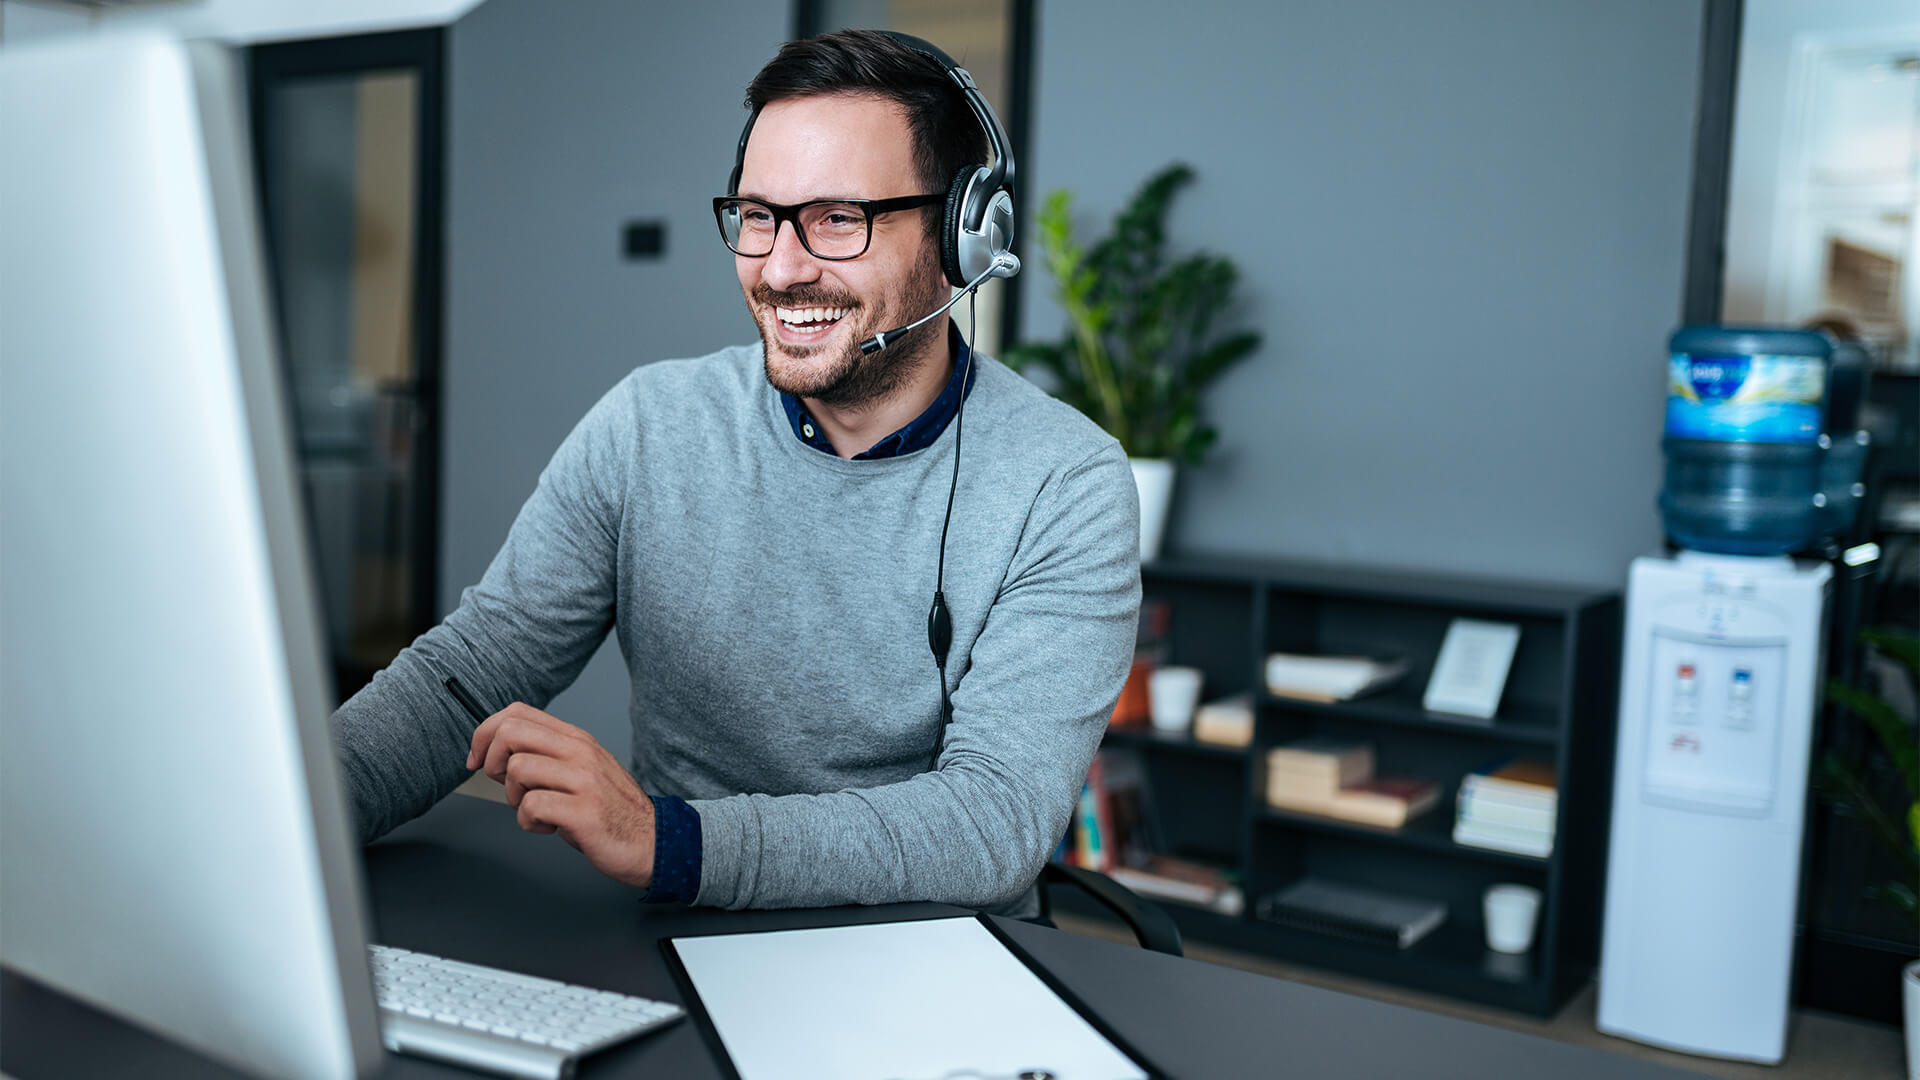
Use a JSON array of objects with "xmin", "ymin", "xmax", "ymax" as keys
[{"xmin": 1038, "ymin": 863, "xmax": 1184, "ymax": 955}]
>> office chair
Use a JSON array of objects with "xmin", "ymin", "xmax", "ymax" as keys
[{"xmin": 1037, "ymin": 863, "xmax": 1184, "ymax": 956}]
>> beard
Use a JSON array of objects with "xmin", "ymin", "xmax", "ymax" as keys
[{"xmin": 752, "ymin": 257, "xmax": 950, "ymax": 409}]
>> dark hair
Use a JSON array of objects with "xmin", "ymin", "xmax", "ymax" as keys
[{"xmin": 743, "ymin": 30, "xmax": 989, "ymax": 226}]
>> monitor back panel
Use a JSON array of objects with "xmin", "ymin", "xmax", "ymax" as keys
[{"xmin": 0, "ymin": 34, "xmax": 382, "ymax": 1080}]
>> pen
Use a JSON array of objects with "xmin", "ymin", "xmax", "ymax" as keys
[{"xmin": 443, "ymin": 675, "xmax": 491, "ymax": 725}]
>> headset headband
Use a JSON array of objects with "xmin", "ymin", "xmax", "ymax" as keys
[{"xmin": 876, "ymin": 31, "xmax": 1015, "ymax": 213}]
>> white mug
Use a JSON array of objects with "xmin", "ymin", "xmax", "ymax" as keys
[
  {"xmin": 1147, "ymin": 666, "xmax": 1204, "ymax": 733},
  {"xmin": 1483, "ymin": 883, "xmax": 1542, "ymax": 954}
]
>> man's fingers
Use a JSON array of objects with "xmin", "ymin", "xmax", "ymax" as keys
[
  {"xmin": 500, "ymin": 752, "xmax": 576, "ymax": 807},
  {"xmin": 466, "ymin": 701, "xmax": 580, "ymax": 770},
  {"xmin": 465, "ymin": 712, "xmax": 503, "ymax": 770},
  {"xmin": 481, "ymin": 716, "xmax": 581, "ymax": 782},
  {"xmin": 517, "ymin": 788, "xmax": 575, "ymax": 838}
]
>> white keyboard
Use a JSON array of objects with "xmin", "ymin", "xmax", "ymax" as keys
[{"xmin": 369, "ymin": 944, "xmax": 684, "ymax": 1079}]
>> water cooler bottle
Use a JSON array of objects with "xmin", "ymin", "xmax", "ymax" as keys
[{"xmin": 1598, "ymin": 327, "xmax": 1868, "ymax": 1063}]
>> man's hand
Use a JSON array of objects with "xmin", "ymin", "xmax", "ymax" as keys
[{"xmin": 465, "ymin": 703, "xmax": 655, "ymax": 889}]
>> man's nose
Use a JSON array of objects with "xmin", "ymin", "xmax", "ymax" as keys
[{"xmin": 758, "ymin": 220, "xmax": 822, "ymax": 293}]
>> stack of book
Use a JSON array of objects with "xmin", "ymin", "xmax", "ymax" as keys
[
  {"xmin": 1191, "ymin": 693, "xmax": 1254, "ymax": 747},
  {"xmin": 1108, "ymin": 855, "xmax": 1244, "ymax": 916},
  {"xmin": 1264, "ymin": 653, "xmax": 1408, "ymax": 703},
  {"xmin": 1327, "ymin": 777, "xmax": 1443, "ymax": 829},
  {"xmin": 1265, "ymin": 737, "xmax": 1373, "ymax": 812},
  {"xmin": 1254, "ymin": 877, "xmax": 1447, "ymax": 949},
  {"xmin": 1264, "ymin": 738, "xmax": 1440, "ymax": 829},
  {"xmin": 1068, "ymin": 749, "xmax": 1154, "ymax": 872},
  {"xmin": 1060, "ymin": 749, "xmax": 1244, "ymax": 914},
  {"xmin": 1452, "ymin": 758, "xmax": 1557, "ymax": 857}
]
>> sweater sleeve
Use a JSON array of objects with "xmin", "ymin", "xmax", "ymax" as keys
[
  {"xmin": 330, "ymin": 384, "xmax": 630, "ymax": 844},
  {"xmin": 688, "ymin": 443, "xmax": 1141, "ymax": 910}
]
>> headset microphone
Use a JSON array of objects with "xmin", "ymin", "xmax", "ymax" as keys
[{"xmin": 860, "ymin": 252, "xmax": 1019, "ymax": 355}]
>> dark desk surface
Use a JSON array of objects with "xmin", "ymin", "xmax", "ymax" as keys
[{"xmin": 3, "ymin": 794, "xmax": 1703, "ymax": 1079}]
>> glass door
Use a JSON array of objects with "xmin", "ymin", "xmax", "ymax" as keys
[{"xmin": 250, "ymin": 30, "xmax": 446, "ymax": 701}]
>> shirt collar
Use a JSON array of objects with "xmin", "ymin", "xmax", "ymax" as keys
[{"xmin": 779, "ymin": 324, "xmax": 976, "ymax": 460}]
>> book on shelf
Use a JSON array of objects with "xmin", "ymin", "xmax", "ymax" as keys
[
  {"xmin": 1110, "ymin": 657, "xmax": 1153, "ymax": 729},
  {"xmin": 1264, "ymin": 652, "xmax": 1408, "ymax": 703},
  {"xmin": 1254, "ymin": 877, "xmax": 1448, "ymax": 949},
  {"xmin": 1459, "ymin": 758, "xmax": 1556, "ymax": 808},
  {"xmin": 1107, "ymin": 855, "xmax": 1244, "ymax": 916},
  {"xmin": 1450, "ymin": 819, "xmax": 1553, "ymax": 858},
  {"xmin": 1110, "ymin": 600, "xmax": 1174, "ymax": 728},
  {"xmin": 1453, "ymin": 756, "xmax": 1556, "ymax": 857},
  {"xmin": 1066, "ymin": 748, "xmax": 1157, "ymax": 874},
  {"xmin": 1264, "ymin": 737, "xmax": 1374, "ymax": 802},
  {"xmin": 1457, "ymin": 777, "xmax": 1557, "ymax": 815},
  {"xmin": 1325, "ymin": 777, "xmax": 1441, "ymax": 828},
  {"xmin": 1455, "ymin": 788, "xmax": 1556, "ymax": 833},
  {"xmin": 1072, "ymin": 757, "xmax": 1107, "ymax": 870},
  {"xmin": 1465, "ymin": 757, "xmax": 1558, "ymax": 799},
  {"xmin": 1191, "ymin": 692, "xmax": 1254, "ymax": 747},
  {"xmin": 1263, "ymin": 736, "xmax": 1438, "ymax": 829}
]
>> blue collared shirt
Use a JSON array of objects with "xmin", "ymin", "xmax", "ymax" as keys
[
  {"xmin": 642, "ymin": 327, "xmax": 978, "ymax": 904},
  {"xmin": 777, "ymin": 328, "xmax": 977, "ymax": 458}
]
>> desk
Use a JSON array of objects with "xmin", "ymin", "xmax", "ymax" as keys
[{"xmin": 2, "ymin": 795, "xmax": 1704, "ymax": 1079}]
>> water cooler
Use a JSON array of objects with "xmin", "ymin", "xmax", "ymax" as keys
[{"xmin": 1597, "ymin": 327, "xmax": 1869, "ymax": 1063}]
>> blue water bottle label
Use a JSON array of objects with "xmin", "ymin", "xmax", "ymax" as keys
[{"xmin": 1665, "ymin": 352, "xmax": 1825, "ymax": 443}]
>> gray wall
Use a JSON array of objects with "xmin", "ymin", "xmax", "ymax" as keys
[
  {"xmin": 443, "ymin": 0, "xmax": 787, "ymax": 743},
  {"xmin": 1021, "ymin": 0, "xmax": 1705, "ymax": 589}
]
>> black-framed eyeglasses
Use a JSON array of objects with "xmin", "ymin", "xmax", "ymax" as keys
[{"xmin": 712, "ymin": 193, "xmax": 944, "ymax": 260}]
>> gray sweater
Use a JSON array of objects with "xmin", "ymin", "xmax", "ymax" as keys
[{"xmin": 333, "ymin": 344, "xmax": 1140, "ymax": 912}]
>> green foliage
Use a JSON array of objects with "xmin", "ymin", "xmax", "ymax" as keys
[
  {"xmin": 1001, "ymin": 164, "xmax": 1260, "ymax": 464},
  {"xmin": 1821, "ymin": 627, "xmax": 1920, "ymax": 922}
]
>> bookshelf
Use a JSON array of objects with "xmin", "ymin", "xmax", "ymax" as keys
[{"xmin": 1070, "ymin": 557, "xmax": 1620, "ymax": 1016}]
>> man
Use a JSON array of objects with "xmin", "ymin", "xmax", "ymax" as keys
[{"xmin": 334, "ymin": 30, "xmax": 1139, "ymax": 916}]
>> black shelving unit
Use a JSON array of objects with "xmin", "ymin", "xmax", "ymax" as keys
[{"xmin": 1073, "ymin": 557, "xmax": 1621, "ymax": 1016}]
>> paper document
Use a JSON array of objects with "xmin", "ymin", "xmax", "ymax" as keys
[
  {"xmin": 1264, "ymin": 653, "xmax": 1407, "ymax": 701},
  {"xmin": 668, "ymin": 916, "xmax": 1149, "ymax": 1080}
]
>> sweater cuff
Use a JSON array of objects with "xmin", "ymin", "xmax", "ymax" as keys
[
  {"xmin": 640, "ymin": 795, "xmax": 701, "ymax": 904},
  {"xmin": 685, "ymin": 796, "xmax": 753, "ymax": 909}
]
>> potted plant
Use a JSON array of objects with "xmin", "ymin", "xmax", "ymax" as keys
[
  {"xmin": 1822, "ymin": 627, "xmax": 1919, "ymax": 1077},
  {"xmin": 1003, "ymin": 163, "xmax": 1260, "ymax": 562}
]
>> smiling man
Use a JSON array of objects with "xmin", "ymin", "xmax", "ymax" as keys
[{"xmin": 332, "ymin": 30, "xmax": 1140, "ymax": 917}]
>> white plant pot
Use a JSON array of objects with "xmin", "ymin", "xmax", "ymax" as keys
[
  {"xmin": 1131, "ymin": 458, "xmax": 1175, "ymax": 564},
  {"xmin": 1905, "ymin": 958, "xmax": 1919, "ymax": 1080}
]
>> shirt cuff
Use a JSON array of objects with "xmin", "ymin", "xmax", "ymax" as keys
[{"xmin": 640, "ymin": 794, "xmax": 702, "ymax": 904}]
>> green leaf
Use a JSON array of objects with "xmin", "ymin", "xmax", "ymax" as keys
[
  {"xmin": 1186, "ymin": 331, "xmax": 1261, "ymax": 388},
  {"xmin": 1861, "ymin": 628, "xmax": 1919, "ymax": 676},
  {"xmin": 999, "ymin": 342, "xmax": 1055, "ymax": 375},
  {"xmin": 1828, "ymin": 680, "xmax": 1920, "ymax": 799},
  {"xmin": 1869, "ymin": 881, "xmax": 1918, "ymax": 921},
  {"xmin": 1004, "ymin": 161, "xmax": 1261, "ymax": 466},
  {"xmin": 1824, "ymin": 752, "xmax": 1920, "ymax": 875}
]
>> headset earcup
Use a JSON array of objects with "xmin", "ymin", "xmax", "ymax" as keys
[{"xmin": 940, "ymin": 166, "xmax": 976, "ymax": 288}]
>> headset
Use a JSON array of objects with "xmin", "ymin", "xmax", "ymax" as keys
[{"xmin": 726, "ymin": 32, "xmax": 1019, "ymax": 752}]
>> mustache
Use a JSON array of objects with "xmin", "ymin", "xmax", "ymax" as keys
[{"xmin": 751, "ymin": 284, "xmax": 859, "ymax": 310}]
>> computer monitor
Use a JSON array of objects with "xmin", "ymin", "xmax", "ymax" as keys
[{"xmin": 0, "ymin": 33, "xmax": 384, "ymax": 1080}]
